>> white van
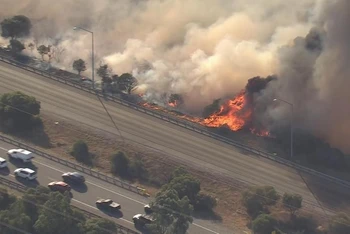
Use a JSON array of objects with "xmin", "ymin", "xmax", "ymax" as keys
[
  {"xmin": 0, "ymin": 157, "xmax": 7, "ymax": 168},
  {"xmin": 14, "ymin": 168, "xmax": 37, "ymax": 180},
  {"xmin": 7, "ymin": 149, "xmax": 34, "ymax": 163}
]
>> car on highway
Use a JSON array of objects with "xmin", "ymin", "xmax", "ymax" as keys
[
  {"xmin": 7, "ymin": 149, "xmax": 34, "ymax": 163},
  {"xmin": 62, "ymin": 172, "xmax": 85, "ymax": 184},
  {"xmin": 0, "ymin": 157, "xmax": 8, "ymax": 168},
  {"xmin": 48, "ymin": 181, "xmax": 71, "ymax": 193},
  {"xmin": 96, "ymin": 199, "xmax": 121, "ymax": 211},
  {"xmin": 14, "ymin": 168, "xmax": 37, "ymax": 180},
  {"xmin": 144, "ymin": 204, "xmax": 153, "ymax": 214},
  {"xmin": 133, "ymin": 214, "xmax": 154, "ymax": 226}
]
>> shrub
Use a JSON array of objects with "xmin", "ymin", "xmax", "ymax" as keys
[
  {"xmin": 242, "ymin": 186, "xmax": 280, "ymax": 218},
  {"xmin": 194, "ymin": 193, "xmax": 217, "ymax": 212},
  {"xmin": 252, "ymin": 214, "xmax": 277, "ymax": 234},
  {"xmin": 128, "ymin": 159, "xmax": 148, "ymax": 180},
  {"xmin": 111, "ymin": 151, "xmax": 129, "ymax": 177},
  {"xmin": 71, "ymin": 140, "xmax": 91, "ymax": 165}
]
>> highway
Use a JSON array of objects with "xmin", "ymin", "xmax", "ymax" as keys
[
  {"xmin": 0, "ymin": 61, "xmax": 349, "ymax": 220},
  {"xmin": 0, "ymin": 141, "xmax": 229, "ymax": 234}
]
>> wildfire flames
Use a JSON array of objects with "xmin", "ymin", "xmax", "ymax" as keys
[
  {"xmin": 141, "ymin": 90, "xmax": 270, "ymax": 137},
  {"xmin": 201, "ymin": 91, "xmax": 249, "ymax": 131},
  {"xmin": 168, "ymin": 100, "xmax": 178, "ymax": 107}
]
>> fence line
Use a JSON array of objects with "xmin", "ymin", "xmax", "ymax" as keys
[
  {"xmin": 0, "ymin": 55, "xmax": 350, "ymax": 189},
  {"xmin": 0, "ymin": 176, "xmax": 139, "ymax": 234},
  {"xmin": 0, "ymin": 134, "xmax": 148, "ymax": 197}
]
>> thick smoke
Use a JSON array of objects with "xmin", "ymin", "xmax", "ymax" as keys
[{"xmin": 1, "ymin": 0, "xmax": 350, "ymax": 152}]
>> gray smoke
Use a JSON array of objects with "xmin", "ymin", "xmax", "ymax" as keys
[{"xmin": 1, "ymin": 0, "xmax": 350, "ymax": 152}]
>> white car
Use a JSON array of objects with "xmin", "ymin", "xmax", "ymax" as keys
[
  {"xmin": 0, "ymin": 157, "xmax": 7, "ymax": 168},
  {"xmin": 14, "ymin": 168, "xmax": 37, "ymax": 180},
  {"xmin": 8, "ymin": 149, "xmax": 34, "ymax": 163}
]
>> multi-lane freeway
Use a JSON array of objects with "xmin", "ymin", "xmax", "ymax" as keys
[
  {"xmin": 0, "ymin": 61, "xmax": 349, "ymax": 224},
  {"xmin": 0, "ymin": 140, "xmax": 231, "ymax": 234}
]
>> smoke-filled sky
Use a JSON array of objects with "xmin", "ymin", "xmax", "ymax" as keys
[{"xmin": 1, "ymin": 0, "xmax": 350, "ymax": 153}]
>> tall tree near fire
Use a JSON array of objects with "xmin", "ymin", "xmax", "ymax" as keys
[
  {"xmin": 72, "ymin": 59, "xmax": 87, "ymax": 76},
  {"xmin": 37, "ymin": 45, "xmax": 50, "ymax": 61},
  {"xmin": 282, "ymin": 193, "xmax": 302, "ymax": 218},
  {"xmin": 0, "ymin": 15, "xmax": 32, "ymax": 40}
]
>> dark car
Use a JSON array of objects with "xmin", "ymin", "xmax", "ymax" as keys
[
  {"xmin": 48, "ymin": 181, "xmax": 71, "ymax": 193},
  {"xmin": 96, "ymin": 199, "xmax": 121, "ymax": 211},
  {"xmin": 62, "ymin": 172, "xmax": 85, "ymax": 184}
]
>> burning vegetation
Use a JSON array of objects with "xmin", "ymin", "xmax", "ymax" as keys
[{"xmin": 140, "ymin": 76, "xmax": 275, "ymax": 137}]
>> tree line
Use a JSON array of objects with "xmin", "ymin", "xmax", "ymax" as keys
[
  {"xmin": 241, "ymin": 185, "xmax": 350, "ymax": 234},
  {"xmin": 0, "ymin": 186, "xmax": 117, "ymax": 234}
]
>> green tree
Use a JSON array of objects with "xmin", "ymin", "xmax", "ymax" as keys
[
  {"xmin": 242, "ymin": 186, "xmax": 280, "ymax": 218},
  {"xmin": 111, "ymin": 151, "xmax": 129, "ymax": 177},
  {"xmin": 0, "ymin": 91, "xmax": 41, "ymax": 131},
  {"xmin": 128, "ymin": 159, "xmax": 148, "ymax": 180},
  {"xmin": 84, "ymin": 218, "xmax": 116, "ymax": 234},
  {"xmin": 34, "ymin": 192, "xmax": 84, "ymax": 234},
  {"xmin": 22, "ymin": 186, "xmax": 50, "ymax": 223},
  {"xmin": 37, "ymin": 45, "xmax": 49, "ymax": 60},
  {"xmin": 0, "ymin": 15, "xmax": 32, "ymax": 40},
  {"xmin": 9, "ymin": 39, "xmax": 25, "ymax": 53},
  {"xmin": 202, "ymin": 99, "xmax": 221, "ymax": 118},
  {"xmin": 194, "ymin": 193, "xmax": 217, "ymax": 212},
  {"xmin": 148, "ymin": 189, "xmax": 193, "ymax": 234},
  {"xmin": 252, "ymin": 214, "xmax": 277, "ymax": 234},
  {"xmin": 0, "ymin": 200, "xmax": 32, "ymax": 234},
  {"xmin": 73, "ymin": 59, "xmax": 87, "ymax": 76},
  {"xmin": 282, "ymin": 193, "xmax": 302, "ymax": 217},
  {"xmin": 71, "ymin": 140, "xmax": 91, "ymax": 165},
  {"xmin": 117, "ymin": 73, "xmax": 137, "ymax": 94},
  {"xmin": 0, "ymin": 188, "xmax": 16, "ymax": 210},
  {"xmin": 97, "ymin": 64, "xmax": 112, "ymax": 83},
  {"xmin": 329, "ymin": 213, "xmax": 350, "ymax": 234},
  {"xmin": 162, "ymin": 170, "xmax": 200, "ymax": 205}
]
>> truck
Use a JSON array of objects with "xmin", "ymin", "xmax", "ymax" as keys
[{"xmin": 7, "ymin": 149, "xmax": 34, "ymax": 163}]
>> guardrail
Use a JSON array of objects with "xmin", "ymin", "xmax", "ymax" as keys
[
  {"xmin": 0, "ymin": 134, "xmax": 148, "ymax": 197},
  {"xmin": 1, "ymin": 54, "xmax": 350, "ymax": 189},
  {"xmin": 0, "ymin": 176, "xmax": 139, "ymax": 234}
]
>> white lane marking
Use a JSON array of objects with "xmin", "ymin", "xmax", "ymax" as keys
[
  {"xmin": 72, "ymin": 198, "xmax": 133, "ymax": 224},
  {"xmin": 193, "ymin": 223, "xmax": 219, "ymax": 234},
  {"xmin": 1, "ymin": 146, "xmax": 219, "ymax": 233}
]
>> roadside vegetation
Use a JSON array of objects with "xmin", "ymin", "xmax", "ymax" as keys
[{"xmin": 0, "ymin": 186, "xmax": 117, "ymax": 234}]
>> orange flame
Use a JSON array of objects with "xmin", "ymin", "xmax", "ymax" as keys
[
  {"xmin": 140, "ymin": 91, "xmax": 271, "ymax": 137},
  {"xmin": 201, "ymin": 91, "xmax": 251, "ymax": 131},
  {"xmin": 168, "ymin": 100, "xmax": 178, "ymax": 107}
]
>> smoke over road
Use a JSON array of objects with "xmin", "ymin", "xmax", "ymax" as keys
[{"xmin": 1, "ymin": 0, "xmax": 350, "ymax": 153}]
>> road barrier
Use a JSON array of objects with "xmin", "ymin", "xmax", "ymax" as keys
[
  {"xmin": 0, "ymin": 176, "xmax": 139, "ymax": 234},
  {"xmin": 0, "ymin": 134, "xmax": 147, "ymax": 197},
  {"xmin": 0, "ymin": 55, "xmax": 350, "ymax": 189}
]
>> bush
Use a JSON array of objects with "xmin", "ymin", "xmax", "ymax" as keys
[
  {"xmin": 242, "ymin": 186, "xmax": 280, "ymax": 218},
  {"xmin": 0, "ymin": 91, "xmax": 41, "ymax": 132},
  {"xmin": 194, "ymin": 193, "xmax": 217, "ymax": 212},
  {"xmin": 252, "ymin": 214, "xmax": 277, "ymax": 234},
  {"xmin": 282, "ymin": 193, "xmax": 302, "ymax": 217},
  {"xmin": 71, "ymin": 140, "xmax": 91, "ymax": 165},
  {"xmin": 128, "ymin": 159, "xmax": 148, "ymax": 180},
  {"xmin": 111, "ymin": 151, "xmax": 129, "ymax": 177}
]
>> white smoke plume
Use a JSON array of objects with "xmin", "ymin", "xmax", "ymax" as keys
[{"xmin": 2, "ymin": 0, "xmax": 350, "ymax": 152}]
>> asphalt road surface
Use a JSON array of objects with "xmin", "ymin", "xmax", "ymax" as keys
[
  {"xmin": 0, "ymin": 141, "xmax": 230, "ymax": 234},
  {"xmin": 0, "ymin": 61, "xmax": 349, "ymax": 221}
]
